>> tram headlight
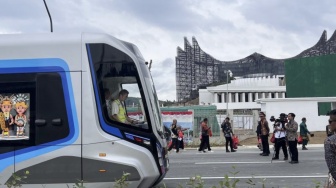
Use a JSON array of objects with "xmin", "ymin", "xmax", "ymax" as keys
[{"xmin": 125, "ymin": 133, "xmax": 151, "ymax": 145}]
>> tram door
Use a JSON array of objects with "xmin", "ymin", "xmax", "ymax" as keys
[{"xmin": 1, "ymin": 69, "xmax": 82, "ymax": 185}]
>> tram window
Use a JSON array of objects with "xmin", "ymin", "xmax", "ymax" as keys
[
  {"xmin": 0, "ymin": 72, "xmax": 70, "ymax": 147},
  {"xmin": 122, "ymin": 83, "xmax": 147, "ymax": 123},
  {"xmin": 35, "ymin": 73, "xmax": 70, "ymax": 144},
  {"xmin": 87, "ymin": 43, "xmax": 149, "ymax": 130}
]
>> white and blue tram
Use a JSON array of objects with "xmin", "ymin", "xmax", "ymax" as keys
[{"xmin": 0, "ymin": 33, "xmax": 169, "ymax": 188}]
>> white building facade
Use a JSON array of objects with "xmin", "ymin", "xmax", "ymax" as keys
[
  {"xmin": 199, "ymin": 76, "xmax": 286, "ymax": 110},
  {"xmin": 199, "ymin": 76, "xmax": 333, "ymax": 131}
]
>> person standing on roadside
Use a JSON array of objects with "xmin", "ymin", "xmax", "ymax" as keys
[
  {"xmin": 286, "ymin": 113, "xmax": 299, "ymax": 164},
  {"xmin": 168, "ymin": 119, "xmax": 179, "ymax": 153},
  {"xmin": 221, "ymin": 117, "xmax": 236, "ymax": 152},
  {"xmin": 177, "ymin": 126, "xmax": 185, "ymax": 151},
  {"xmin": 300, "ymin": 117, "xmax": 311, "ymax": 150},
  {"xmin": 198, "ymin": 118, "xmax": 211, "ymax": 153},
  {"xmin": 272, "ymin": 119, "xmax": 288, "ymax": 160},
  {"xmin": 259, "ymin": 112, "xmax": 270, "ymax": 156},
  {"xmin": 324, "ymin": 109, "xmax": 336, "ymax": 186},
  {"xmin": 256, "ymin": 120, "xmax": 263, "ymax": 151}
]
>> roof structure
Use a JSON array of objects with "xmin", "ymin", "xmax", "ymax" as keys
[{"xmin": 176, "ymin": 30, "xmax": 336, "ymax": 102}]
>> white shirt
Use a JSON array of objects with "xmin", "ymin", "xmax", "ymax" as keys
[
  {"xmin": 274, "ymin": 130, "xmax": 286, "ymax": 138},
  {"xmin": 274, "ymin": 123, "xmax": 286, "ymax": 138}
]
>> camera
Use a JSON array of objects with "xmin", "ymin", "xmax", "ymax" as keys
[
  {"xmin": 271, "ymin": 113, "xmax": 287, "ymax": 133},
  {"xmin": 270, "ymin": 113, "xmax": 288, "ymax": 123}
]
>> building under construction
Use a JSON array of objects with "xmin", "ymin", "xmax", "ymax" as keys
[{"xmin": 176, "ymin": 30, "xmax": 336, "ymax": 102}]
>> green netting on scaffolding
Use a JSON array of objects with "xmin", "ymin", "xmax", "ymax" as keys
[{"xmin": 285, "ymin": 54, "xmax": 336, "ymax": 115}]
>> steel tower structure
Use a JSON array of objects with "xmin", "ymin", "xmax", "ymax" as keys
[{"xmin": 176, "ymin": 30, "xmax": 336, "ymax": 102}]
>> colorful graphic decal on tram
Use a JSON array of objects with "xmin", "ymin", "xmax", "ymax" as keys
[{"xmin": 0, "ymin": 93, "xmax": 30, "ymax": 140}]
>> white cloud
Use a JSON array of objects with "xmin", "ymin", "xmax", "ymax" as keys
[{"xmin": 0, "ymin": 0, "xmax": 335, "ymax": 101}]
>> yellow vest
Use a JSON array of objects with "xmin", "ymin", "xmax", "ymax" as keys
[{"xmin": 115, "ymin": 99, "xmax": 126, "ymax": 123}]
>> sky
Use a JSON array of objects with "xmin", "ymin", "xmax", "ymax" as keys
[{"xmin": 1, "ymin": 0, "xmax": 336, "ymax": 101}]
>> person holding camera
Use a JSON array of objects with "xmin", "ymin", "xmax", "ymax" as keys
[
  {"xmin": 271, "ymin": 117, "xmax": 288, "ymax": 160},
  {"xmin": 286, "ymin": 113, "xmax": 299, "ymax": 164},
  {"xmin": 258, "ymin": 112, "xmax": 270, "ymax": 156},
  {"xmin": 300, "ymin": 117, "xmax": 311, "ymax": 150}
]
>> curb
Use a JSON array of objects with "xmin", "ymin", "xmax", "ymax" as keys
[
  {"xmin": 240, "ymin": 144, "xmax": 324, "ymax": 149},
  {"xmin": 183, "ymin": 144, "xmax": 324, "ymax": 150}
]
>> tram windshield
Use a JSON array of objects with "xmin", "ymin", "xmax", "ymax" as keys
[
  {"xmin": 139, "ymin": 62, "xmax": 164, "ymax": 133},
  {"xmin": 128, "ymin": 43, "xmax": 164, "ymax": 133},
  {"xmin": 87, "ymin": 43, "xmax": 152, "ymax": 130}
]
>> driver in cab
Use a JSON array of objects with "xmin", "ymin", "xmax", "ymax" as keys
[{"xmin": 111, "ymin": 89, "xmax": 139, "ymax": 125}]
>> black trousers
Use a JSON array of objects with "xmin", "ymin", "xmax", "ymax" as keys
[
  {"xmin": 274, "ymin": 137, "xmax": 288, "ymax": 158},
  {"xmin": 179, "ymin": 138, "xmax": 184, "ymax": 149},
  {"xmin": 199, "ymin": 135, "xmax": 210, "ymax": 151},
  {"xmin": 168, "ymin": 138, "xmax": 179, "ymax": 152},
  {"xmin": 261, "ymin": 135, "xmax": 270, "ymax": 154},
  {"xmin": 288, "ymin": 139, "xmax": 298, "ymax": 161},
  {"xmin": 225, "ymin": 136, "xmax": 234, "ymax": 151},
  {"xmin": 302, "ymin": 138, "xmax": 308, "ymax": 147}
]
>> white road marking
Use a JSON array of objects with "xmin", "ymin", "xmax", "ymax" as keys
[
  {"xmin": 164, "ymin": 175, "xmax": 327, "ymax": 180},
  {"xmin": 195, "ymin": 161, "xmax": 285, "ymax": 165}
]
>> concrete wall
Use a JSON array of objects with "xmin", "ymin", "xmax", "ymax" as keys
[
  {"xmin": 199, "ymin": 89, "xmax": 213, "ymax": 105},
  {"xmin": 215, "ymin": 102, "xmax": 260, "ymax": 110},
  {"xmin": 262, "ymin": 100, "xmax": 328, "ymax": 132}
]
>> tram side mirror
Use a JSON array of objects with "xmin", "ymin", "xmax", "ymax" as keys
[{"xmin": 52, "ymin": 118, "xmax": 62, "ymax": 126}]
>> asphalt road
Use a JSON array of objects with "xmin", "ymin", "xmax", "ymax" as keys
[{"xmin": 154, "ymin": 145, "xmax": 327, "ymax": 188}]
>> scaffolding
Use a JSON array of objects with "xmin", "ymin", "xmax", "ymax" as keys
[{"xmin": 176, "ymin": 30, "xmax": 336, "ymax": 102}]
